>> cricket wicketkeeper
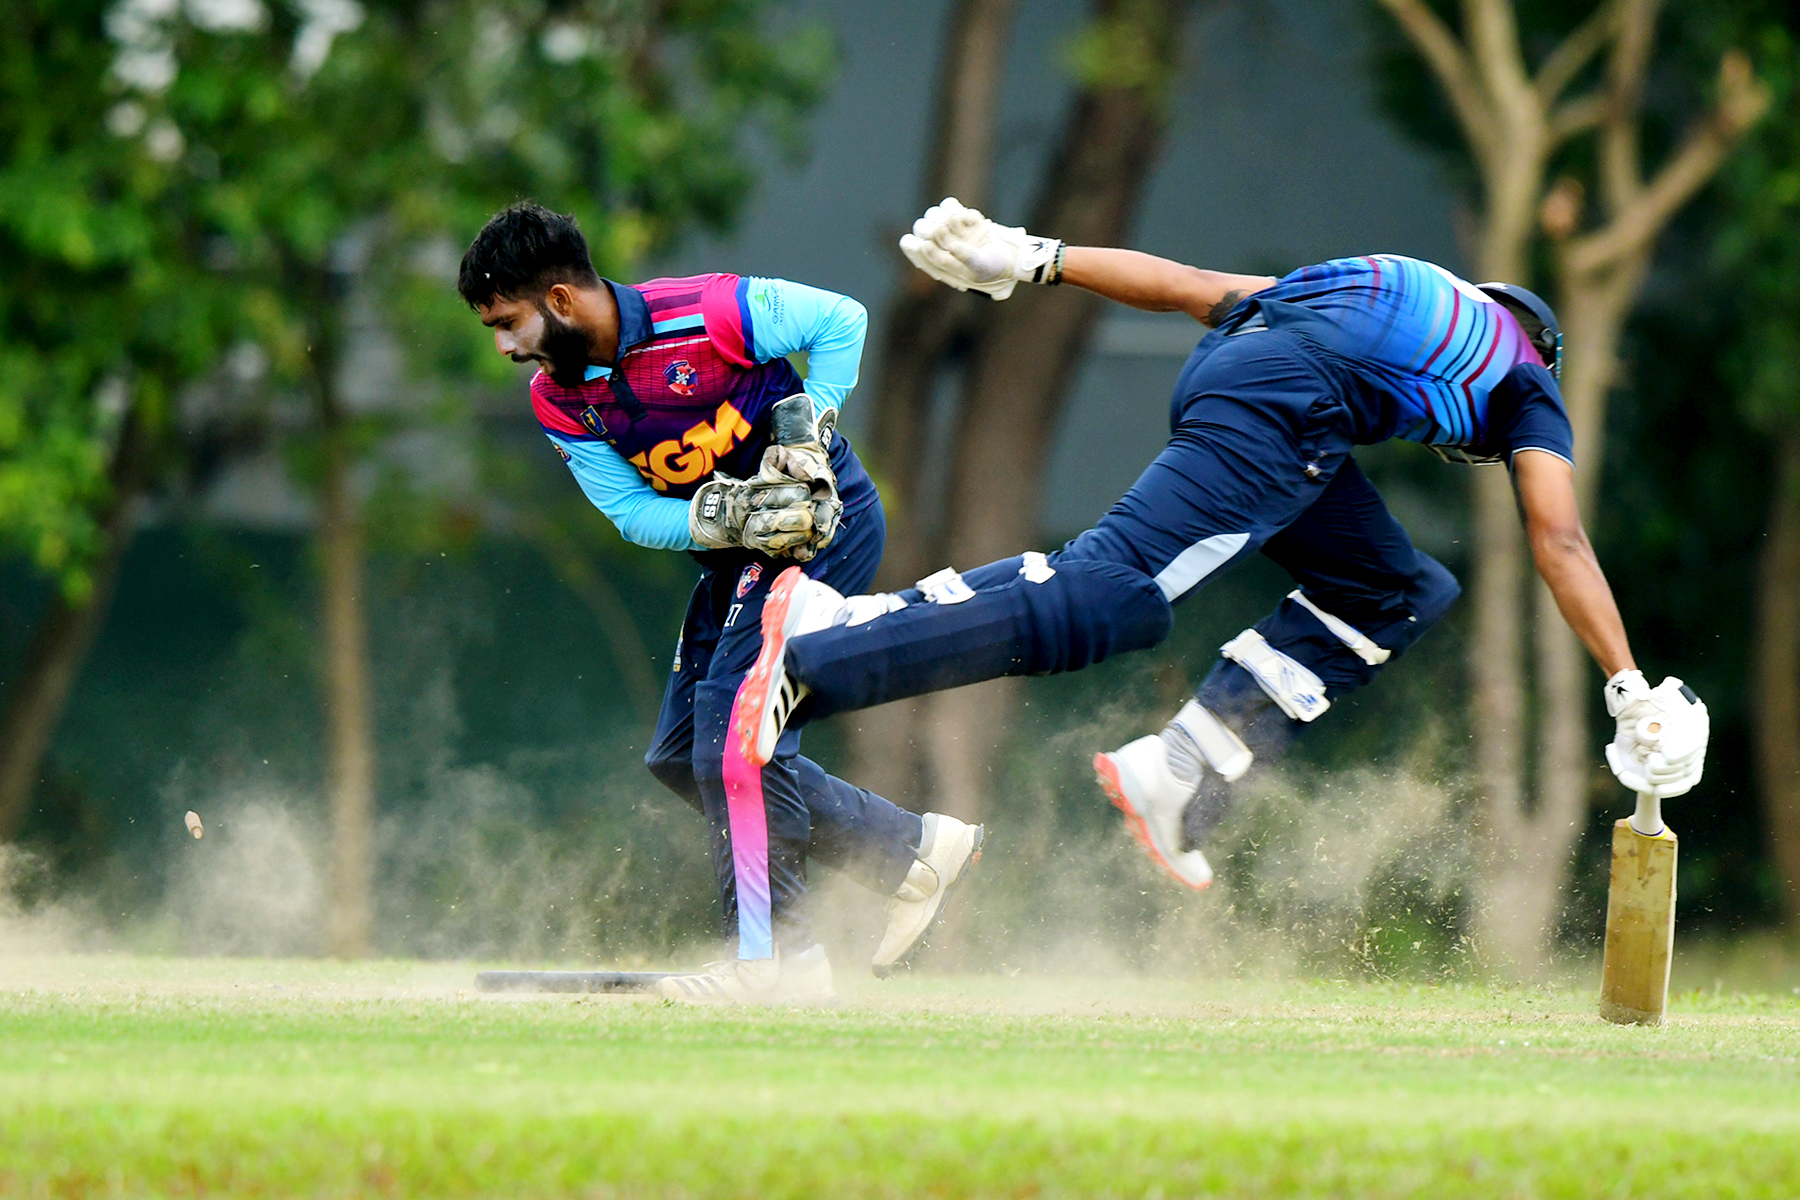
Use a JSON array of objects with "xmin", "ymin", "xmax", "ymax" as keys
[
  {"xmin": 458, "ymin": 203, "xmax": 983, "ymax": 1003},
  {"xmin": 726, "ymin": 199, "xmax": 1710, "ymax": 890}
]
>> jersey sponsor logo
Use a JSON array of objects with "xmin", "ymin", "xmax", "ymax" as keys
[
  {"xmin": 735, "ymin": 563, "xmax": 762, "ymax": 599},
  {"xmin": 627, "ymin": 400, "xmax": 754, "ymax": 491},
  {"xmin": 749, "ymin": 283, "xmax": 784, "ymax": 325},
  {"xmin": 663, "ymin": 359, "xmax": 697, "ymax": 396},
  {"xmin": 550, "ymin": 439, "xmax": 571, "ymax": 462}
]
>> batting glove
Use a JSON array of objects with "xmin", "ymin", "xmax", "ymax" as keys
[
  {"xmin": 898, "ymin": 197, "xmax": 1062, "ymax": 301},
  {"xmin": 1603, "ymin": 670, "xmax": 1710, "ymax": 799}
]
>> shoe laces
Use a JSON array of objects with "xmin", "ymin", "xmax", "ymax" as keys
[{"xmin": 772, "ymin": 673, "xmax": 806, "ymax": 729}]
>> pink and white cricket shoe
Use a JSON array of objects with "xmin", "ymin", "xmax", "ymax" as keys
[
  {"xmin": 732, "ymin": 567, "xmax": 843, "ymax": 766},
  {"xmin": 1093, "ymin": 737, "xmax": 1214, "ymax": 890}
]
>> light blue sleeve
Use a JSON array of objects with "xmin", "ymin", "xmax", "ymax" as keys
[
  {"xmin": 743, "ymin": 277, "xmax": 868, "ymax": 418},
  {"xmin": 547, "ymin": 433, "xmax": 699, "ymax": 551}
]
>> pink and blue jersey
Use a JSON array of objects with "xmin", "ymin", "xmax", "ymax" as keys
[
  {"xmin": 534, "ymin": 274, "xmax": 871, "ymax": 548},
  {"xmin": 1216, "ymin": 255, "xmax": 1573, "ymax": 465}
]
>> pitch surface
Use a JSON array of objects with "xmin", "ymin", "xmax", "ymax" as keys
[{"xmin": 3, "ymin": 955, "xmax": 1798, "ymax": 1198}]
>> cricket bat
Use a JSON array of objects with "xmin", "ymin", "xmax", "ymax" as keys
[{"xmin": 1599, "ymin": 729, "xmax": 1677, "ymax": 1026}]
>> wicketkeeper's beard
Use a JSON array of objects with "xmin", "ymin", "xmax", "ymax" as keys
[{"xmin": 536, "ymin": 301, "xmax": 592, "ymax": 386}]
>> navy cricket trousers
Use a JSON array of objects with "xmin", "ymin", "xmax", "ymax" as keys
[
  {"xmin": 644, "ymin": 441, "xmax": 921, "ymax": 960},
  {"xmin": 782, "ymin": 329, "xmax": 1461, "ymax": 726}
]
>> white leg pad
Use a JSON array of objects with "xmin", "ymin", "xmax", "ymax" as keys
[
  {"xmin": 1169, "ymin": 700, "xmax": 1253, "ymax": 781},
  {"xmin": 916, "ymin": 567, "xmax": 975, "ymax": 605},
  {"xmin": 1221, "ymin": 629, "xmax": 1330, "ymax": 722},
  {"xmin": 842, "ymin": 592, "xmax": 907, "ymax": 627},
  {"xmin": 1286, "ymin": 589, "xmax": 1391, "ymax": 665}
]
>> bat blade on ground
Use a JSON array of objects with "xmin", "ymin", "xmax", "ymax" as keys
[
  {"xmin": 475, "ymin": 971, "xmax": 673, "ymax": 995},
  {"xmin": 1599, "ymin": 816, "xmax": 1677, "ymax": 1026}
]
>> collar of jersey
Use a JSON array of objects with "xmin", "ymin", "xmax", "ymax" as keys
[{"xmin": 582, "ymin": 279, "xmax": 651, "ymax": 381}]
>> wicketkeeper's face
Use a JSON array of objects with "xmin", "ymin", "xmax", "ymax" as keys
[
  {"xmin": 478, "ymin": 294, "xmax": 550, "ymax": 364},
  {"xmin": 478, "ymin": 291, "xmax": 590, "ymax": 384}
]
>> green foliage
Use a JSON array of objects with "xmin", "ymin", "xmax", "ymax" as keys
[
  {"xmin": 0, "ymin": 0, "xmax": 833, "ymax": 588},
  {"xmin": 0, "ymin": 0, "xmax": 230, "ymax": 597},
  {"xmin": 122, "ymin": 0, "xmax": 832, "ymax": 368},
  {"xmin": 3, "ymin": 968, "xmax": 1800, "ymax": 1197},
  {"xmin": 1715, "ymin": 19, "xmax": 1800, "ymax": 431}
]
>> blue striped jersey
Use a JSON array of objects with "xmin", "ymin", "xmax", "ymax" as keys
[{"xmin": 1221, "ymin": 255, "xmax": 1573, "ymax": 463}]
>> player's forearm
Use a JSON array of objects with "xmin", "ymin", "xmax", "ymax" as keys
[
  {"xmin": 555, "ymin": 433, "xmax": 699, "ymax": 550},
  {"xmin": 1529, "ymin": 526, "xmax": 1636, "ymax": 677},
  {"xmin": 1058, "ymin": 247, "xmax": 1275, "ymax": 325}
]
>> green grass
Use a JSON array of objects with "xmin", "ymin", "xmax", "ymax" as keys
[{"xmin": 3, "ymin": 956, "xmax": 1799, "ymax": 1198}]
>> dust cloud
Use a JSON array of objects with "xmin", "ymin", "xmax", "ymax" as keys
[{"xmin": 2, "ymin": 659, "xmax": 1477, "ymax": 984}]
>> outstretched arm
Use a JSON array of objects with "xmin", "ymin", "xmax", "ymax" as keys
[
  {"xmin": 1058, "ymin": 247, "xmax": 1276, "ymax": 326},
  {"xmin": 1516, "ymin": 448, "xmax": 1711, "ymax": 800},
  {"xmin": 1513, "ymin": 449, "xmax": 1634, "ymax": 675},
  {"xmin": 898, "ymin": 197, "xmax": 1272, "ymax": 320}
]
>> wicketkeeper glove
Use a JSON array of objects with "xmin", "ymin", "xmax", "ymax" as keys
[
  {"xmin": 1603, "ymin": 669, "xmax": 1710, "ymax": 799},
  {"xmin": 758, "ymin": 394, "xmax": 842, "ymax": 560},
  {"xmin": 898, "ymin": 196, "xmax": 1063, "ymax": 301},
  {"xmin": 688, "ymin": 397, "xmax": 844, "ymax": 561},
  {"xmin": 688, "ymin": 473, "xmax": 822, "ymax": 558}
]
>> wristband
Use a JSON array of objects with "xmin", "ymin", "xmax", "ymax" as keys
[{"xmin": 1046, "ymin": 242, "xmax": 1066, "ymax": 286}]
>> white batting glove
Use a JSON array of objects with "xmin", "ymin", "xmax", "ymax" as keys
[
  {"xmin": 1603, "ymin": 670, "xmax": 1710, "ymax": 799},
  {"xmin": 897, "ymin": 197, "xmax": 1062, "ymax": 301}
]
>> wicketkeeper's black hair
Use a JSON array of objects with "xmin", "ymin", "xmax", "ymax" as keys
[{"xmin": 458, "ymin": 202, "xmax": 602, "ymax": 309}]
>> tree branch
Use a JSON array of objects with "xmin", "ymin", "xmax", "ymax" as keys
[
  {"xmin": 1547, "ymin": 91, "xmax": 1607, "ymax": 146},
  {"xmin": 1463, "ymin": 0, "xmax": 1533, "ymax": 102},
  {"xmin": 1598, "ymin": 0, "xmax": 1662, "ymax": 211},
  {"xmin": 1566, "ymin": 51, "xmax": 1770, "ymax": 276},
  {"xmin": 1533, "ymin": 0, "xmax": 1620, "ymax": 106},
  {"xmin": 1375, "ymin": 0, "xmax": 1495, "ymax": 167}
]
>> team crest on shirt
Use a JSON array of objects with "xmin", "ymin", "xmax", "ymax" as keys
[
  {"xmin": 735, "ymin": 563, "xmax": 762, "ymax": 598},
  {"xmin": 663, "ymin": 359, "xmax": 697, "ymax": 396},
  {"xmin": 579, "ymin": 406, "xmax": 608, "ymax": 438}
]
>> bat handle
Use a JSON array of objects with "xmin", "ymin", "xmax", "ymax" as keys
[{"xmin": 1629, "ymin": 791, "xmax": 1665, "ymax": 837}]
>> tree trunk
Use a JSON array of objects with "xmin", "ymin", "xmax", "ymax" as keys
[
  {"xmin": 318, "ymin": 423, "xmax": 376, "ymax": 959},
  {"xmin": 1463, "ymin": 149, "xmax": 1547, "ymax": 975},
  {"xmin": 1508, "ymin": 255, "xmax": 1646, "ymax": 966},
  {"xmin": 1467, "ymin": 464, "xmax": 1535, "ymax": 970},
  {"xmin": 1379, "ymin": 0, "xmax": 1766, "ymax": 979},
  {"xmin": 1755, "ymin": 430, "xmax": 1800, "ymax": 925},
  {"xmin": 849, "ymin": 0, "xmax": 1018, "ymax": 808},
  {"xmin": 305, "ymin": 261, "xmax": 377, "ymax": 961},
  {"xmin": 0, "ymin": 414, "xmax": 146, "ymax": 841},
  {"xmin": 919, "ymin": 0, "xmax": 1190, "ymax": 821},
  {"xmin": 866, "ymin": 0, "xmax": 1017, "ymax": 592}
]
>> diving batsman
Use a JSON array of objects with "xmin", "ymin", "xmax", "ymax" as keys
[
  {"xmin": 729, "ymin": 199, "xmax": 1710, "ymax": 890},
  {"xmin": 458, "ymin": 203, "xmax": 983, "ymax": 1003}
]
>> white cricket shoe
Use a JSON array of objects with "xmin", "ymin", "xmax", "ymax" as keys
[
  {"xmin": 656, "ymin": 943, "xmax": 838, "ymax": 1006},
  {"xmin": 871, "ymin": 813, "xmax": 985, "ymax": 977},
  {"xmin": 1093, "ymin": 736, "xmax": 1214, "ymax": 890},
  {"xmin": 733, "ymin": 566, "xmax": 848, "ymax": 765}
]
